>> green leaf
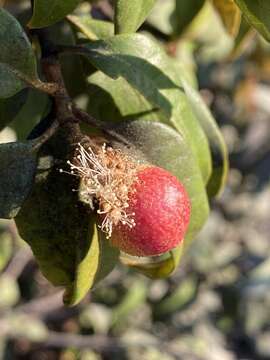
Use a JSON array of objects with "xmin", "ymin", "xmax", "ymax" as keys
[
  {"xmin": 87, "ymin": 71, "xmax": 162, "ymax": 123},
  {"xmin": 0, "ymin": 141, "xmax": 37, "ymax": 219},
  {"xmin": 114, "ymin": 0, "xmax": 156, "ymax": 34},
  {"xmin": 81, "ymin": 33, "xmax": 212, "ymax": 184},
  {"xmin": 61, "ymin": 221, "xmax": 98, "ymax": 306},
  {"xmin": 10, "ymin": 89, "xmax": 51, "ymax": 141},
  {"xmin": 94, "ymin": 230, "xmax": 120, "ymax": 285},
  {"xmin": 15, "ymin": 129, "xmax": 119, "ymax": 305},
  {"xmin": 146, "ymin": 0, "xmax": 175, "ymax": 35},
  {"xmin": 181, "ymin": 78, "xmax": 228, "ymax": 197},
  {"xmin": 67, "ymin": 15, "xmax": 114, "ymax": 40},
  {"xmin": 183, "ymin": 2, "xmax": 234, "ymax": 62},
  {"xmin": 154, "ymin": 276, "xmax": 198, "ymax": 316},
  {"xmin": 112, "ymin": 120, "xmax": 209, "ymax": 247},
  {"xmin": 0, "ymin": 9, "xmax": 39, "ymax": 98},
  {"xmin": 235, "ymin": 0, "xmax": 270, "ymax": 41},
  {"xmin": 0, "ymin": 232, "xmax": 13, "ymax": 272},
  {"xmin": 0, "ymin": 90, "xmax": 28, "ymax": 131},
  {"xmin": 111, "ymin": 279, "xmax": 148, "ymax": 326},
  {"xmin": 212, "ymin": 0, "xmax": 241, "ymax": 37},
  {"xmin": 121, "ymin": 244, "xmax": 184, "ymax": 279},
  {"xmin": 29, "ymin": 0, "xmax": 80, "ymax": 28},
  {"xmin": 15, "ymin": 132, "xmax": 94, "ymax": 288},
  {"xmin": 64, "ymin": 224, "xmax": 119, "ymax": 306},
  {"xmin": 232, "ymin": 16, "xmax": 254, "ymax": 58},
  {"xmin": 43, "ymin": 21, "xmax": 86, "ymax": 97},
  {"xmin": 171, "ymin": 0, "xmax": 205, "ymax": 36}
]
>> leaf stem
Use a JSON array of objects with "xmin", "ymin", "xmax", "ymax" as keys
[
  {"xmin": 54, "ymin": 44, "xmax": 90, "ymax": 56},
  {"xmin": 71, "ymin": 106, "xmax": 131, "ymax": 146}
]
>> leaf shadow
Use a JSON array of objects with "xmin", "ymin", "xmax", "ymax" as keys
[
  {"xmin": 86, "ymin": 51, "xmax": 184, "ymax": 117},
  {"xmin": 86, "ymin": 82, "xmax": 160, "ymax": 123}
]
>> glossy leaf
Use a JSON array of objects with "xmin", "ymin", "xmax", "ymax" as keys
[
  {"xmin": 213, "ymin": 0, "xmax": 241, "ymax": 37},
  {"xmin": 67, "ymin": 15, "xmax": 114, "ymax": 40},
  {"xmin": 0, "ymin": 141, "xmax": 37, "ymax": 219},
  {"xmin": 235, "ymin": 0, "xmax": 270, "ymax": 41},
  {"xmin": 181, "ymin": 78, "xmax": 228, "ymax": 197},
  {"xmin": 81, "ymin": 33, "xmax": 212, "ymax": 184},
  {"xmin": 114, "ymin": 0, "xmax": 156, "ymax": 34},
  {"xmin": 0, "ymin": 9, "xmax": 38, "ymax": 98},
  {"xmin": 15, "ymin": 129, "xmax": 119, "ymax": 305},
  {"xmin": 0, "ymin": 90, "xmax": 28, "ymax": 131},
  {"xmin": 112, "ymin": 120, "xmax": 209, "ymax": 247},
  {"xmin": 29, "ymin": 0, "xmax": 80, "ymax": 28}
]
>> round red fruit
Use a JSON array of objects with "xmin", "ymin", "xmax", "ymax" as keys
[{"xmin": 110, "ymin": 166, "xmax": 191, "ymax": 257}]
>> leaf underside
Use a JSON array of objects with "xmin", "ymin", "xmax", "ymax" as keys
[
  {"xmin": 0, "ymin": 142, "xmax": 37, "ymax": 219},
  {"xmin": 0, "ymin": 8, "xmax": 38, "ymax": 98}
]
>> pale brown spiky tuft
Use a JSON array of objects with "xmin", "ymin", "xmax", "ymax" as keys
[{"xmin": 61, "ymin": 142, "xmax": 139, "ymax": 238}]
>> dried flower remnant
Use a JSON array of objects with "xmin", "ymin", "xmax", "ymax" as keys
[{"xmin": 60, "ymin": 143, "xmax": 139, "ymax": 238}]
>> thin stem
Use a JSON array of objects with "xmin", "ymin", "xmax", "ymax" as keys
[
  {"xmin": 31, "ymin": 119, "xmax": 59, "ymax": 150},
  {"xmin": 71, "ymin": 104, "xmax": 104, "ymax": 129}
]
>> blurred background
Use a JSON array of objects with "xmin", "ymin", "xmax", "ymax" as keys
[{"xmin": 1, "ymin": 0, "xmax": 270, "ymax": 359}]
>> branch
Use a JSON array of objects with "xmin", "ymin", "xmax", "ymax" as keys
[
  {"xmin": 39, "ymin": 55, "xmax": 82, "ymax": 142},
  {"xmin": 3, "ymin": 247, "xmax": 33, "ymax": 280},
  {"xmin": 41, "ymin": 331, "xmax": 179, "ymax": 358},
  {"xmin": 16, "ymin": 291, "xmax": 64, "ymax": 318},
  {"xmin": 43, "ymin": 332, "xmax": 125, "ymax": 352},
  {"xmin": 34, "ymin": 28, "xmax": 76, "ymax": 122}
]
